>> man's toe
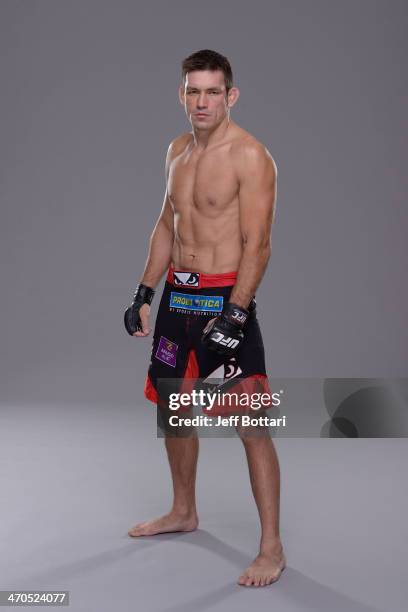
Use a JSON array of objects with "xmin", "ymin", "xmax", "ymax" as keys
[{"xmin": 129, "ymin": 523, "xmax": 145, "ymax": 536}]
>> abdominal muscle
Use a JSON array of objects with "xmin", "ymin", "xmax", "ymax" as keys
[{"xmin": 170, "ymin": 205, "xmax": 243, "ymax": 274}]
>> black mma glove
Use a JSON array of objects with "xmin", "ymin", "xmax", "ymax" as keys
[
  {"xmin": 201, "ymin": 302, "xmax": 249, "ymax": 356},
  {"xmin": 124, "ymin": 284, "xmax": 155, "ymax": 335}
]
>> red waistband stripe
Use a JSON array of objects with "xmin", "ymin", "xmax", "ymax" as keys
[{"xmin": 166, "ymin": 266, "xmax": 237, "ymax": 289}]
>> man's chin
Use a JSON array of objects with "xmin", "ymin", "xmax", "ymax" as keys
[{"xmin": 191, "ymin": 120, "xmax": 213, "ymax": 130}]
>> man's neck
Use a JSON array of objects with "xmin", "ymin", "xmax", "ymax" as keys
[{"xmin": 192, "ymin": 117, "xmax": 232, "ymax": 150}]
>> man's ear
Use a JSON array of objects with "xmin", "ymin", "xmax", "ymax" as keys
[
  {"xmin": 227, "ymin": 87, "xmax": 240, "ymax": 108},
  {"xmin": 178, "ymin": 85, "xmax": 185, "ymax": 106}
]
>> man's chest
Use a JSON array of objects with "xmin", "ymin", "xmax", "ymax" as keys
[{"xmin": 168, "ymin": 151, "xmax": 239, "ymax": 211}]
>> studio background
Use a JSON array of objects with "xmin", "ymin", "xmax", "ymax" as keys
[
  {"xmin": 1, "ymin": 2, "xmax": 407, "ymax": 612},
  {"xmin": 2, "ymin": 0, "xmax": 406, "ymax": 407}
]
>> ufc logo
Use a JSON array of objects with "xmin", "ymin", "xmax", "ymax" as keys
[
  {"xmin": 211, "ymin": 332, "xmax": 239, "ymax": 349},
  {"xmin": 231, "ymin": 310, "xmax": 247, "ymax": 324}
]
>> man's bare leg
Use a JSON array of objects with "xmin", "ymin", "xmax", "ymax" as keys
[
  {"xmin": 128, "ymin": 434, "xmax": 199, "ymax": 536},
  {"xmin": 236, "ymin": 424, "xmax": 286, "ymax": 586}
]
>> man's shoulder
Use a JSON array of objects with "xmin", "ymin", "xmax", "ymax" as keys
[
  {"xmin": 230, "ymin": 126, "xmax": 277, "ymax": 175},
  {"xmin": 164, "ymin": 133, "xmax": 192, "ymax": 177},
  {"xmin": 167, "ymin": 132, "xmax": 193, "ymax": 159}
]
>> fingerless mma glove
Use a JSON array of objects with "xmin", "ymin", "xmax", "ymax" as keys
[
  {"xmin": 124, "ymin": 284, "xmax": 155, "ymax": 335},
  {"xmin": 201, "ymin": 302, "xmax": 249, "ymax": 356}
]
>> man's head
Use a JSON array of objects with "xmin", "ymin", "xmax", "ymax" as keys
[{"xmin": 179, "ymin": 49, "xmax": 239, "ymax": 131}]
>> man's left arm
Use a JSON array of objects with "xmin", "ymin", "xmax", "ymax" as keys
[
  {"xmin": 229, "ymin": 142, "xmax": 277, "ymax": 308},
  {"xmin": 201, "ymin": 143, "xmax": 276, "ymax": 355}
]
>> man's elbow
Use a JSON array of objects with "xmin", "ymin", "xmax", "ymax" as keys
[
  {"xmin": 261, "ymin": 242, "xmax": 271, "ymax": 264},
  {"xmin": 243, "ymin": 237, "xmax": 271, "ymax": 261},
  {"xmin": 152, "ymin": 217, "xmax": 174, "ymax": 242}
]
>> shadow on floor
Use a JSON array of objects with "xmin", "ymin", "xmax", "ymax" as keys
[{"xmin": 24, "ymin": 528, "xmax": 381, "ymax": 612}]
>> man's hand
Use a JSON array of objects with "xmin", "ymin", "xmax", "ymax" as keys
[
  {"xmin": 132, "ymin": 303, "xmax": 151, "ymax": 336},
  {"xmin": 201, "ymin": 302, "xmax": 249, "ymax": 356},
  {"xmin": 124, "ymin": 284, "xmax": 155, "ymax": 337}
]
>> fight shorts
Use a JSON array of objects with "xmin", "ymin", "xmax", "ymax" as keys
[{"xmin": 144, "ymin": 267, "xmax": 272, "ymax": 418}]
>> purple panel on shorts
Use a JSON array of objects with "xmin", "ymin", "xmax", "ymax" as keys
[{"xmin": 155, "ymin": 336, "xmax": 178, "ymax": 367}]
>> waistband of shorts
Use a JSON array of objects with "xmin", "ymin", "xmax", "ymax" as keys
[{"xmin": 166, "ymin": 266, "xmax": 238, "ymax": 289}]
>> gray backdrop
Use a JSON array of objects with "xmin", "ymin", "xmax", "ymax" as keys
[
  {"xmin": 1, "ymin": 0, "xmax": 407, "ymax": 406},
  {"xmin": 1, "ymin": 3, "xmax": 408, "ymax": 612}
]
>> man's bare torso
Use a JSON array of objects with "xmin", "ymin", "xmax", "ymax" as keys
[{"xmin": 167, "ymin": 121, "xmax": 269, "ymax": 274}]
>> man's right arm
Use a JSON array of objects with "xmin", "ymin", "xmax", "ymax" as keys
[
  {"xmin": 139, "ymin": 192, "xmax": 174, "ymax": 289},
  {"xmin": 123, "ymin": 139, "xmax": 180, "ymax": 337},
  {"xmin": 124, "ymin": 135, "xmax": 190, "ymax": 337},
  {"xmin": 139, "ymin": 142, "xmax": 176, "ymax": 289}
]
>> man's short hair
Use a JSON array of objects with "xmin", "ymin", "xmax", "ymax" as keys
[{"xmin": 181, "ymin": 49, "xmax": 233, "ymax": 93}]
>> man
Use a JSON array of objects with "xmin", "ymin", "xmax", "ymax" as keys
[{"xmin": 124, "ymin": 49, "xmax": 286, "ymax": 587}]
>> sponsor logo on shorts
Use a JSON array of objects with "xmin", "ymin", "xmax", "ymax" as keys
[
  {"xmin": 155, "ymin": 336, "xmax": 178, "ymax": 367},
  {"xmin": 202, "ymin": 357, "xmax": 244, "ymax": 396},
  {"xmin": 203, "ymin": 357, "xmax": 243, "ymax": 382},
  {"xmin": 173, "ymin": 271, "xmax": 200, "ymax": 287},
  {"xmin": 169, "ymin": 292, "xmax": 224, "ymax": 312}
]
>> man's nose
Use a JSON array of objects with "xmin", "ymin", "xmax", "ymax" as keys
[{"xmin": 197, "ymin": 93, "xmax": 208, "ymax": 108}]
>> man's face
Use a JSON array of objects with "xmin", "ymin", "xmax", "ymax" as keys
[{"xmin": 179, "ymin": 69, "xmax": 238, "ymax": 130}]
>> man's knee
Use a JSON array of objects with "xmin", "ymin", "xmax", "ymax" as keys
[
  {"xmin": 235, "ymin": 419, "xmax": 271, "ymax": 441},
  {"xmin": 157, "ymin": 403, "xmax": 196, "ymax": 438}
]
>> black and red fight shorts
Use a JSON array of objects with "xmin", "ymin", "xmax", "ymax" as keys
[{"xmin": 144, "ymin": 266, "xmax": 272, "ymax": 416}]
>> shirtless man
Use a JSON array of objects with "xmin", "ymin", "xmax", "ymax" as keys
[{"xmin": 124, "ymin": 49, "xmax": 286, "ymax": 587}]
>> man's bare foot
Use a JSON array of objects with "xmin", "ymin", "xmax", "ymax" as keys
[
  {"xmin": 128, "ymin": 511, "xmax": 199, "ymax": 537},
  {"xmin": 238, "ymin": 544, "xmax": 286, "ymax": 587}
]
